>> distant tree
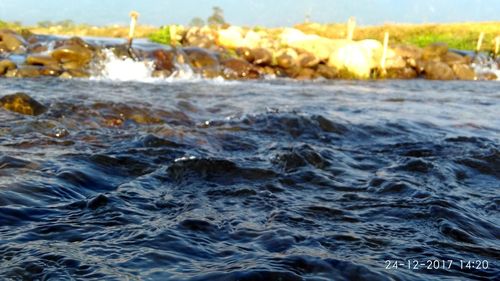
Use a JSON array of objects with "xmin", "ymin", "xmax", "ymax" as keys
[
  {"xmin": 207, "ymin": 6, "xmax": 226, "ymax": 27},
  {"xmin": 57, "ymin": 19, "xmax": 75, "ymax": 28},
  {"xmin": 37, "ymin": 20, "xmax": 53, "ymax": 28},
  {"xmin": 189, "ymin": 17, "xmax": 205, "ymax": 27}
]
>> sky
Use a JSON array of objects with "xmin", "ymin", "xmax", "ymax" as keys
[{"xmin": 0, "ymin": 0, "xmax": 499, "ymax": 27}]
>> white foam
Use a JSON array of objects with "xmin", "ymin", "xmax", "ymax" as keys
[{"xmin": 91, "ymin": 49, "xmax": 156, "ymax": 82}]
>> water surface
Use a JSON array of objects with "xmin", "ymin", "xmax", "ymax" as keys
[{"xmin": 0, "ymin": 78, "xmax": 498, "ymax": 280}]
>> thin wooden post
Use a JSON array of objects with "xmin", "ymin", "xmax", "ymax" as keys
[
  {"xmin": 128, "ymin": 11, "xmax": 140, "ymax": 49},
  {"xmin": 346, "ymin": 17, "xmax": 356, "ymax": 41},
  {"xmin": 476, "ymin": 32, "xmax": 484, "ymax": 53},
  {"xmin": 380, "ymin": 32, "xmax": 390, "ymax": 76},
  {"xmin": 494, "ymin": 36, "xmax": 500, "ymax": 58}
]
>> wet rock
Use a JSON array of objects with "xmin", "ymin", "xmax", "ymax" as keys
[
  {"xmin": 59, "ymin": 69, "xmax": 90, "ymax": 79},
  {"xmin": 424, "ymin": 61, "xmax": 455, "ymax": 80},
  {"xmin": 25, "ymin": 55, "xmax": 61, "ymax": 71},
  {"xmin": 295, "ymin": 68, "xmax": 317, "ymax": 80},
  {"xmin": 385, "ymin": 67, "xmax": 418, "ymax": 79},
  {"xmin": 0, "ymin": 29, "xmax": 26, "ymax": 53},
  {"xmin": 152, "ymin": 49, "xmax": 176, "ymax": 72},
  {"xmin": 0, "ymin": 60, "xmax": 17, "ymax": 75},
  {"xmin": 276, "ymin": 53, "xmax": 295, "ymax": 69},
  {"xmin": 0, "ymin": 92, "xmax": 47, "ymax": 116},
  {"xmin": 422, "ymin": 43, "xmax": 448, "ymax": 61},
  {"xmin": 477, "ymin": 72, "xmax": 497, "ymax": 81},
  {"xmin": 51, "ymin": 44, "xmax": 93, "ymax": 67},
  {"xmin": 184, "ymin": 47, "xmax": 220, "ymax": 77},
  {"xmin": 221, "ymin": 58, "xmax": 260, "ymax": 79},
  {"xmin": 452, "ymin": 64, "xmax": 476, "ymax": 80},
  {"xmin": 251, "ymin": 48, "xmax": 272, "ymax": 66},
  {"xmin": 5, "ymin": 65, "xmax": 44, "ymax": 78}
]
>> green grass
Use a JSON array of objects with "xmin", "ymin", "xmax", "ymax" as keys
[
  {"xmin": 406, "ymin": 33, "xmax": 476, "ymax": 50},
  {"xmin": 149, "ymin": 26, "xmax": 172, "ymax": 45}
]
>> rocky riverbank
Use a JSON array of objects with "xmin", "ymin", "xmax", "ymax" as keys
[{"xmin": 0, "ymin": 27, "xmax": 498, "ymax": 81}]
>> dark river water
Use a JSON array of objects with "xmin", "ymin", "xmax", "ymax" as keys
[{"xmin": 0, "ymin": 78, "xmax": 498, "ymax": 281}]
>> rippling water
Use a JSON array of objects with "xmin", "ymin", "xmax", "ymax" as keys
[{"xmin": 0, "ymin": 78, "xmax": 498, "ymax": 281}]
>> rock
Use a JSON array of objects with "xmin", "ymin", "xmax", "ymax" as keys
[
  {"xmin": 26, "ymin": 55, "xmax": 61, "ymax": 71},
  {"xmin": 59, "ymin": 69, "xmax": 89, "ymax": 79},
  {"xmin": 235, "ymin": 47, "xmax": 255, "ymax": 62},
  {"xmin": 183, "ymin": 26, "xmax": 217, "ymax": 49},
  {"xmin": 183, "ymin": 47, "xmax": 220, "ymax": 78},
  {"xmin": 295, "ymin": 68, "xmax": 317, "ymax": 80},
  {"xmin": 0, "ymin": 92, "xmax": 47, "ymax": 116},
  {"xmin": 152, "ymin": 49, "xmax": 176, "ymax": 72},
  {"xmin": 51, "ymin": 44, "xmax": 93, "ymax": 67},
  {"xmin": 5, "ymin": 65, "xmax": 44, "ymax": 78},
  {"xmin": 280, "ymin": 28, "xmax": 349, "ymax": 61},
  {"xmin": 423, "ymin": 61, "xmax": 455, "ymax": 80},
  {"xmin": 221, "ymin": 58, "xmax": 259, "ymax": 79},
  {"xmin": 0, "ymin": 29, "xmax": 26, "ymax": 53},
  {"xmin": 298, "ymin": 52, "xmax": 320, "ymax": 68},
  {"xmin": 217, "ymin": 26, "xmax": 245, "ymax": 49},
  {"xmin": 477, "ymin": 72, "xmax": 497, "ymax": 81},
  {"xmin": 452, "ymin": 64, "xmax": 476, "ymax": 80},
  {"xmin": 384, "ymin": 49, "xmax": 407, "ymax": 69},
  {"xmin": 316, "ymin": 64, "xmax": 338, "ymax": 79},
  {"xmin": 385, "ymin": 67, "xmax": 418, "ymax": 79},
  {"xmin": 392, "ymin": 45, "xmax": 423, "ymax": 60},
  {"xmin": 422, "ymin": 43, "xmax": 448, "ymax": 61},
  {"xmin": 443, "ymin": 52, "xmax": 470, "ymax": 66},
  {"xmin": 276, "ymin": 53, "xmax": 295, "ymax": 69},
  {"xmin": 0, "ymin": 60, "xmax": 17, "ymax": 75},
  {"xmin": 251, "ymin": 48, "xmax": 272, "ymax": 66},
  {"xmin": 328, "ymin": 39, "xmax": 383, "ymax": 79}
]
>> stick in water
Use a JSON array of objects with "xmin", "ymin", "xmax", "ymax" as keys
[
  {"xmin": 127, "ymin": 11, "xmax": 140, "ymax": 60},
  {"xmin": 495, "ymin": 36, "xmax": 500, "ymax": 58},
  {"xmin": 476, "ymin": 32, "xmax": 484, "ymax": 53},
  {"xmin": 380, "ymin": 32, "xmax": 390, "ymax": 76}
]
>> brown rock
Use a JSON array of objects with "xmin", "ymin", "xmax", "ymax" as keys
[
  {"xmin": 443, "ymin": 52, "xmax": 469, "ymax": 66},
  {"xmin": 295, "ymin": 68, "xmax": 317, "ymax": 80},
  {"xmin": 0, "ymin": 29, "xmax": 26, "ymax": 53},
  {"xmin": 298, "ymin": 52, "xmax": 320, "ymax": 68},
  {"xmin": 221, "ymin": 58, "xmax": 260, "ymax": 79},
  {"xmin": 0, "ymin": 92, "xmax": 47, "ymax": 116},
  {"xmin": 26, "ymin": 55, "xmax": 61, "ymax": 70},
  {"xmin": 251, "ymin": 48, "xmax": 272, "ymax": 66},
  {"xmin": 6, "ymin": 65, "xmax": 44, "ymax": 78},
  {"xmin": 316, "ymin": 64, "xmax": 338, "ymax": 79},
  {"xmin": 392, "ymin": 44, "xmax": 423, "ymax": 60},
  {"xmin": 452, "ymin": 64, "xmax": 476, "ymax": 80},
  {"xmin": 385, "ymin": 67, "xmax": 418, "ymax": 79},
  {"xmin": 0, "ymin": 60, "xmax": 17, "ymax": 75},
  {"xmin": 424, "ymin": 61, "xmax": 455, "ymax": 80},
  {"xmin": 422, "ymin": 43, "xmax": 448, "ymax": 61},
  {"xmin": 477, "ymin": 72, "xmax": 498, "ymax": 81},
  {"xmin": 235, "ymin": 47, "xmax": 255, "ymax": 62},
  {"xmin": 276, "ymin": 54, "xmax": 295, "ymax": 69},
  {"xmin": 51, "ymin": 44, "xmax": 93, "ymax": 66},
  {"xmin": 183, "ymin": 47, "xmax": 220, "ymax": 78},
  {"xmin": 152, "ymin": 49, "xmax": 176, "ymax": 72}
]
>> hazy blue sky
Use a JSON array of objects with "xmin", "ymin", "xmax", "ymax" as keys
[{"xmin": 0, "ymin": 0, "xmax": 498, "ymax": 26}]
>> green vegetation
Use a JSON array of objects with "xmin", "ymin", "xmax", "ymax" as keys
[
  {"xmin": 207, "ymin": 6, "xmax": 226, "ymax": 27},
  {"xmin": 149, "ymin": 26, "xmax": 172, "ymax": 45}
]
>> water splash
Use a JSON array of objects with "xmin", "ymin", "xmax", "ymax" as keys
[
  {"xmin": 472, "ymin": 54, "xmax": 500, "ymax": 80},
  {"xmin": 90, "ymin": 49, "xmax": 156, "ymax": 82}
]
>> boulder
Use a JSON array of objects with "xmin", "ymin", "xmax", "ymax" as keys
[
  {"xmin": 251, "ymin": 48, "xmax": 272, "ymax": 66},
  {"xmin": 51, "ymin": 44, "xmax": 93, "ymax": 67},
  {"xmin": 0, "ymin": 60, "xmax": 17, "ymax": 75},
  {"xmin": 280, "ymin": 28, "xmax": 349, "ymax": 61},
  {"xmin": 422, "ymin": 43, "xmax": 448, "ymax": 61},
  {"xmin": 5, "ymin": 65, "xmax": 44, "ymax": 78},
  {"xmin": 443, "ymin": 52, "xmax": 470, "ymax": 66},
  {"xmin": 391, "ymin": 45, "xmax": 423, "ymax": 60},
  {"xmin": 452, "ymin": 64, "xmax": 476, "ymax": 80},
  {"xmin": 385, "ymin": 67, "xmax": 418, "ymax": 79},
  {"xmin": 26, "ymin": 55, "xmax": 61, "ymax": 70},
  {"xmin": 327, "ymin": 39, "xmax": 383, "ymax": 79},
  {"xmin": 0, "ymin": 29, "xmax": 26, "ymax": 53},
  {"xmin": 236, "ymin": 47, "xmax": 255, "ymax": 62},
  {"xmin": 183, "ymin": 26, "xmax": 217, "ymax": 49},
  {"xmin": 152, "ymin": 49, "xmax": 177, "ymax": 72},
  {"xmin": 183, "ymin": 47, "xmax": 220, "ymax": 78},
  {"xmin": 298, "ymin": 52, "xmax": 320, "ymax": 68},
  {"xmin": 0, "ymin": 92, "xmax": 47, "ymax": 116},
  {"xmin": 221, "ymin": 58, "xmax": 259, "ymax": 79},
  {"xmin": 217, "ymin": 26, "xmax": 245, "ymax": 49},
  {"xmin": 316, "ymin": 64, "xmax": 338, "ymax": 79},
  {"xmin": 423, "ymin": 61, "xmax": 455, "ymax": 80}
]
